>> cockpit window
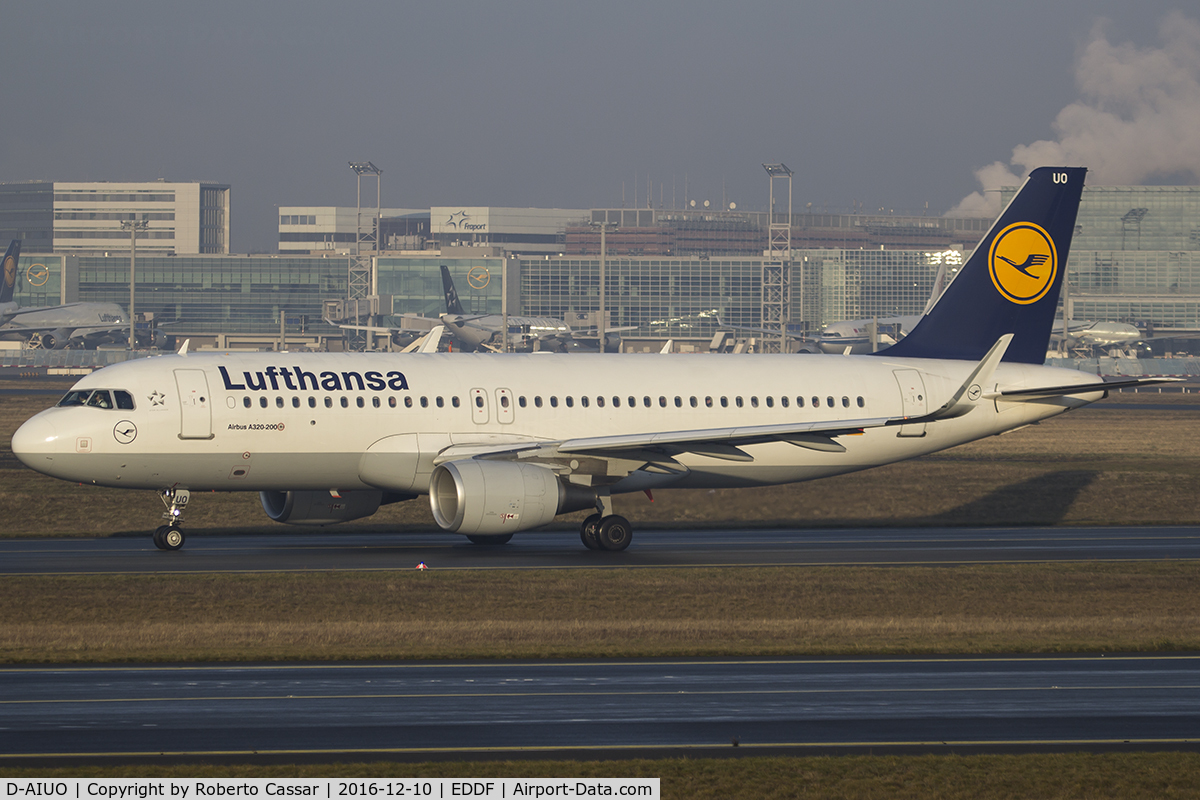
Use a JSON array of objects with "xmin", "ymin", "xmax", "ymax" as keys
[
  {"xmin": 57, "ymin": 389, "xmax": 133, "ymax": 410},
  {"xmin": 86, "ymin": 390, "xmax": 114, "ymax": 409},
  {"xmin": 57, "ymin": 390, "xmax": 91, "ymax": 407}
]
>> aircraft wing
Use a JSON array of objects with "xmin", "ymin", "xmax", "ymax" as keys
[
  {"xmin": 3, "ymin": 303, "xmax": 89, "ymax": 318},
  {"xmin": 0, "ymin": 321, "xmax": 127, "ymax": 335}
]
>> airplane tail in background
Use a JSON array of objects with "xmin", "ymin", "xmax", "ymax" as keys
[
  {"xmin": 1, "ymin": 239, "xmax": 21, "ymax": 305},
  {"xmin": 878, "ymin": 166, "xmax": 1086, "ymax": 364},
  {"xmin": 440, "ymin": 265, "xmax": 466, "ymax": 316}
]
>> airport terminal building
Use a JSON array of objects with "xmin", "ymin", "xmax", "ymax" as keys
[{"xmin": 4, "ymin": 185, "xmax": 1199, "ymax": 353}]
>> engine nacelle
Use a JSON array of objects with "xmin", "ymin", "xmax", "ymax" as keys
[
  {"xmin": 260, "ymin": 490, "xmax": 383, "ymax": 526},
  {"xmin": 429, "ymin": 460, "xmax": 592, "ymax": 535}
]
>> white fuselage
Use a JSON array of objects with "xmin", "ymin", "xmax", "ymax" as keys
[{"xmin": 12, "ymin": 351, "xmax": 1101, "ymax": 497}]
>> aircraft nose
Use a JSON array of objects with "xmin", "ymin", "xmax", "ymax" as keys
[{"xmin": 11, "ymin": 415, "xmax": 60, "ymax": 467}]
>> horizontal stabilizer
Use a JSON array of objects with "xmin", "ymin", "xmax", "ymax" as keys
[{"xmin": 989, "ymin": 376, "xmax": 1182, "ymax": 400}]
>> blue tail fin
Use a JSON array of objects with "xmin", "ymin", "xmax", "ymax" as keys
[
  {"xmin": 440, "ymin": 265, "xmax": 465, "ymax": 315},
  {"xmin": 0, "ymin": 239, "xmax": 21, "ymax": 305},
  {"xmin": 877, "ymin": 166, "xmax": 1086, "ymax": 364}
]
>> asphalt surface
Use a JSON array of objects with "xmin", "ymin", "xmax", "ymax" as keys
[
  {"xmin": 3, "ymin": 525, "xmax": 1200, "ymax": 574},
  {"xmin": 2, "ymin": 656, "xmax": 1197, "ymax": 764}
]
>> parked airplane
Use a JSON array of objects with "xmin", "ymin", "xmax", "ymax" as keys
[
  {"xmin": 0, "ymin": 239, "xmax": 131, "ymax": 349},
  {"xmin": 343, "ymin": 265, "xmax": 632, "ymax": 352},
  {"xmin": 12, "ymin": 168, "xmax": 1174, "ymax": 552}
]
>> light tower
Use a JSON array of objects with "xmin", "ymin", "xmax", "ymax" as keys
[
  {"xmin": 348, "ymin": 161, "xmax": 382, "ymax": 351},
  {"xmin": 762, "ymin": 163, "xmax": 794, "ymax": 353},
  {"xmin": 120, "ymin": 218, "xmax": 149, "ymax": 349}
]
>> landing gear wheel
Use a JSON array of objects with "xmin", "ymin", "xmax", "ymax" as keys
[
  {"xmin": 580, "ymin": 514, "xmax": 602, "ymax": 550},
  {"xmin": 152, "ymin": 525, "xmax": 169, "ymax": 550},
  {"xmin": 161, "ymin": 526, "xmax": 185, "ymax": 551},
  {"xmin": 467, "ymin": 534, "xmax": 513, "ymax": 545},
  {"xmin": 597, "ymin": 515, "xmax": 632, "ymax": 552}
]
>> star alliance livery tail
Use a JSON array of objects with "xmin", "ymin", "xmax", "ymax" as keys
[
  {"xmin": 0, "ymin": 239, "xmax": 21, "ymax": 305},
  {"xmin": 441, "ymin": 264, "xmax": 466, "ymax": 316},
  {"xmin": 878, "ymin": 166, "xmax": 1086, "ymax": 364}
]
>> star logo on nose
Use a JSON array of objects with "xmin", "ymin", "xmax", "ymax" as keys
[{"xmin": 149, "ymin": 390, "xmax": 166, "ymax": 406}]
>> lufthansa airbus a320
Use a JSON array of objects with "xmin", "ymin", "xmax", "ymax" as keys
[{"xmin": 11, "ymin": 167, "xmax": 1170, "ymax": 551}]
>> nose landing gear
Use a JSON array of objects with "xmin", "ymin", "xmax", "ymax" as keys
[{"xmin": 153, "ymin": 488, "xmax": 190, "ymax": 551}]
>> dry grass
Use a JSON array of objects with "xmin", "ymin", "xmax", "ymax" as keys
[
  {"xmin": 6, "ymin": 753, "xmax": 1200, "ymax": 799},
  {"xmin": 3, "ymin": 564, "xmax": 1198, "ymax": 663}
]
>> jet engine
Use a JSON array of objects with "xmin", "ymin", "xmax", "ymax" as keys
[
  {"xmin": 429, "ymin": 460, "xmax": 594, "ymax": 535},
  {"xmin": 260, "ymin": 490, "xmax": 385, "ymax": 526}
]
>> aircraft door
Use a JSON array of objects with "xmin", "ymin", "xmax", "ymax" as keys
[
  {"xmin": 495, "ymin": 388, "xmax": 514, "ymax": 423},
  {"xmin": 175, "ymin": 369, "xmax": 213, "ymax": 439},
  {"xmin": 893, "ymin": 369, "xmax": 927, "ymax": 437},
  {"xmin": 470, "ymin": 388, "xmax": 489, "ymax": 424}
]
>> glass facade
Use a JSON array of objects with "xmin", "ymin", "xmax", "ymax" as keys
[
  {"xmin": 12, "ymin": 254, "xmax": 65, "ymax": 308},
  {"xmin": 377, "ymin": 257, "xmax": 506, "ymax": 317},
  {"xmin": 75, "ymin": 255, "xmax": 346, "ymax": 335}
]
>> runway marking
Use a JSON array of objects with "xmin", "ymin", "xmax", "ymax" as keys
[
  {"xmin": 3, "ymin": 654, "xmax": 1198, "ymax": 676},
  {"xmin": 2, "ymin": 738, "xmax": 1198, "ymax": 760},
  {"xmin": 5, "ymin": 682, "xmax": 1200, "ymax": 706}
]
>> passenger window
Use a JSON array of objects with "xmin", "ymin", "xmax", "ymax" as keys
[
  {"xmin": 244, "ymin": 397, "xmax": 252, "ymax": 408},
  {"xmin": 276, "ymin": 397, "xmax": 284, "ymax": 408},
  {"xmin": 550, "ymin": 396, "xmax": 558, "ymax": 408},
  {"xmin": 658, "ymin": 396, "xmax": 667, "ymax": 408},
  {"xmin": 87, "ymin": 391, "xmax": 114, "ymax": 409},
  {"xmin": 114, "ymin": 391, "xmax": 135, "ymax": 410},
  {"xmin": 565, "ymin": 396, "xmax": 574, "ymax": 408},
  {"xmin": 475, "ymin": 396, "xmax": 484, "ymax": 408},
  {"xmin": 597, "ymin": 397, "xmax": 605, "ymax": 408},
  {"xmin": 388, "ymin": 397, "xmax": 397, "ymax": 408},
  {"xmin": 612, "ymin": 397, "xmax": 620, "ymax": 408},
  {"xmin": 643, "ymin": 396, "xmax": 651, "ymax": 408},
  {"xmin": 812, "ymin": 397, "xmax": 820, "ymax": 408},
  {"xmin": 452, "ymin": 396, "xmax": 460, "ymax": 408},
  {"xmin": 340, "ymin": 397, "xmax": 349, "ymax": 408},
  {"xmin": 325, "ymin": 397, "xmax": 333, "ymax": 408},
  {"xmin": 705, "ymin": 396, "xmax": 713, "ymax": 408},
  {"xmin": 735, "ymin": 397, "xmax": 743, "ymax": 408},
  {"xmin": 857, "ymin": 396, "xmax": 865, "ymax": 408},
  {"xmin": 842, "ymin": 396, "xmax": 850, "ymax": 408},
  {"xmin": 260, "ymin": 397, "xmax": 268, "ymax": 408},
  {"xmin": 308, "ymin": 397, "xmax": 316, "ymax": 408},
  {"xmin": 535, "ymin": 396, "xmax": 543, "ymax": 408},
  {"xmin": 766, "ymin": 396, "xmax": 774, "ymax": 408},
  {"xmin": 420, "ymin": 397, "xmax": 429, "ymax": 408},
  {"xmin": 519, "ymin": 396, "xmax": 527, "ymax": 408},
  {"xmin": 720, "ymin": 397, "xmax": 728, "ymax": 408},
  {"xmin": 372, "ymin": 397, "xmax": 380, "ymax": 408},
  {"xmin": 436, "ymin": 397, "xmax": 444, "ymax": 408},
  {"xmin": 827, "ymin": 396, "xmax": 835, "ymax": 408},
  {"xmin": 580, "ymin": 396, "xmax": 589, "ymax": 408},
  {"xmin": 404, "ymin": 397, "xmax": 413, "ymax": 408},
  {"xmin": 674, "ymin": 396, "xmax": 682, "ymax": 408},
  {"xmin": 628, "ymin": 396, "xmax": 636, "ymax": 408},
  {"xmin": 500, "ymin": 396, "xmax": 510, "ymax": 409},
  {"xmin": 781, "ymin": 396, "xmax": 789, "ymax": 408},
  {"xmin": 797, "ymin": 396, "xmax": 805, "ymax": 408},
  {"xmin": 292, "ymin": 397, "xmax": 300, "ymax": 408},
  {"xmin": 750, "ymin": 396, "xmax": 758, "ymax": 408},
  {"xmin": 689, "ymin": 397, "xmax": 697, "ymax": 408}
]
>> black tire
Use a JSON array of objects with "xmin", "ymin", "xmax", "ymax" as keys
[
  {"xmin": 162, "ymin": 526, "xmax": 185, "ymax": 551},
  {"xmin": 467, "ymin": 533, "xmax": 513, "ymax": 545},
  {"xmin": 580, "ymin": 513, "xmax": 602, "ymax": 550},
  {"xmin": 597, "ymin": 515, "xmax": 632, "ymax": 552},
  {"xmin": 152, "ymin": 526, "xmax": 168, "ymax": 550}
]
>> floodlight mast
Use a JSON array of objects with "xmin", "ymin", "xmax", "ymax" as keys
[
  {"xmin": 120, "ymin": 218, "xmax": 149, "ymax": 349},
  {"xmin": 762, "ymin": 163, "xmax": 794, "ymax": 354},
  {"xmin": 348, "ymin": 162, "xmax": 382, "ymax": 351}
]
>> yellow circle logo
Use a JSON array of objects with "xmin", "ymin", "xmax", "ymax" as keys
[
  {"xmin": 467, "ymin": 265, "xmax": 490, "ymax": 289},
  {"xmin": 988, "ymin": 222, "xmax": 1057, "ymax": 305},
  {"xmin": 2, "ymin": 255, "xmax": 14, "ymax": 290},
  {"xmin": 27, "ymin": 264, "xmax": 49, "ymax": 287}
]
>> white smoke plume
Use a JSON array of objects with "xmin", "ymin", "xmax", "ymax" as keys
[{"xmin": 949, "ymin": 12, "xmax": 1200, "ymax": 217}]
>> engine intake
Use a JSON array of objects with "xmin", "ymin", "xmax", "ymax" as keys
[{"xmin": 429, "ymin": 460, "xmax": 593, "ymax": 535}]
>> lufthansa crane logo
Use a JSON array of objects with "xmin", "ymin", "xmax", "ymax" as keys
[
  {"xmin": 988, "ymin": 222, "xmax": 1057, "ymax": 305},
  {"xmin": 2, "ymin": 254, "xmax": 14, "ymax": 289},
  {"xmin": 27, "ymin": 264, "xmax": 49, "ymax": 287},
  {"xmin": 467, "ymin": 265, "xmax": 490, "ymax": 289}
]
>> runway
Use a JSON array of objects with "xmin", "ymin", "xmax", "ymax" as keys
[
  {"xmin": 2, "ymin": 656, "xmax": 1198, "ymax": 764},
  {"xmin": 2, "ymin": 525, "xmax": 1200, "ymax": 574}
]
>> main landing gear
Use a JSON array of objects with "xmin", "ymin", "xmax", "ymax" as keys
[
  {"xmin": 579, "ymin": 492, "xmax": 633, "ymax": 551},
  {"xmin": 153, "ymin": 488, "xmax": 190, "ymax": 551}
]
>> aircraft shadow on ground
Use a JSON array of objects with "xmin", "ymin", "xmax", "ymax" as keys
[{"xmin": 907, "ymin": 469, "xmax": 1099, "ymax": 527}]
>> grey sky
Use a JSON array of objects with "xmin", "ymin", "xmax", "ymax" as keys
[{"xmin": 2, "ymin": 1, "xmax": 1195, "ymax": 253}]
